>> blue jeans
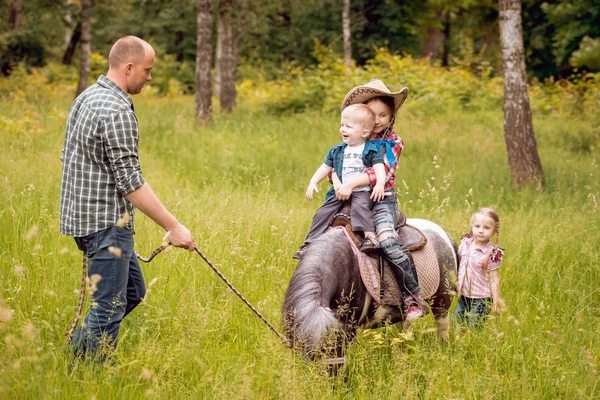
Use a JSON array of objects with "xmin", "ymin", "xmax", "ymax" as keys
[
  {"xmin": 453, "ymin": 296, "xmax": 491, "ymax": 328},
  {"xmin": 71, "ymin": 227, "xmax": 145, "ymax": 357},
  {"xmin": 374, "ymin": 192, "xmax": 421, "ymax": 298}
]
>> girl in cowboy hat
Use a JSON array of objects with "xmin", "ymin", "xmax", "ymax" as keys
[
  {"xmin": 335, "ymin": 78, "xmax": 428, "ymax": 321},
  {"xmin": 293, "ymin": 103, "xmax": 386, "ymax": 259}
]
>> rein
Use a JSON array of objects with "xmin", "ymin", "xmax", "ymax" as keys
[{"xmin": 65, "ymin": 244, "xmax": 288, "ymax": 345}]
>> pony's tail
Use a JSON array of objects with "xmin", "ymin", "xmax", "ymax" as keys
[{"xmin": 282, "ymin": 265, "xmax": 338, "ymax": 358}]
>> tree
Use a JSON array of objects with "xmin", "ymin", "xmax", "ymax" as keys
[
  {"xmin": 217, "ymin": 0, "xmax": 247, "ymax": 113},
  {"xmin": 342, "ymin": 0, "xmax": 351, "ymax": 67},
  {"xmin": 9, "ymin": 0, "xmax": 23, "ymax": 30},
  {"xmin": 75, "ymin": 0, "xmax": 91, "ymax": 97},
  {"xmin": 422, "ymin": 10, "xmax": 444, "ymax": 66},
  {"xmin": 499, "ymin": 0, "xmax": 543, "ymax": 187},
  {"xmin": 195, "ymin": 0, "xmax": 213, "ymax": 124}
]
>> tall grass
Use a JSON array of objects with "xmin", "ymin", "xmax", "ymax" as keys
[{"xmin": 0, "ymin": 69, "xmax": 598, "ymax": 399}]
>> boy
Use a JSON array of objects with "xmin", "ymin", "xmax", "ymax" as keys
[{"xmin": 293, "ymin": 103, "xmax": 385, "ymax": 259}]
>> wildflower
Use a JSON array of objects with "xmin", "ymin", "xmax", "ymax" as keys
[
  {"xmin": 141, "ymin": 368, "xmax": 152, "ymax": 380},
  {"xmin": 12, "ymin": 265, "xmax": 25, "ymax": 277},
  {"xmin": 108, "ymin": 246, "xmax": 122, "ymax": 258},
  {"xmin": 25, "ymin": 225, "xmax": 39, "ymax": 241},
  {"xmin": 22, "ymin": 323, "xmax": 37, "ymax": 342},
  {"xmin": 116, "ymin": 212, "xmax": 130, "ymax": 228},
  {"xmin": 161, "ymin": 231, "xmax": 171, "ymax": 247},
  {"xmin": 0, "ymin": 307, "xmax": 13, "ymax": 323}
]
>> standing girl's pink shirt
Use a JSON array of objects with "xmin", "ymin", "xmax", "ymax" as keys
[{"xmin": 457, "ymin": 235, "xmax": 502, "ymax": 298}]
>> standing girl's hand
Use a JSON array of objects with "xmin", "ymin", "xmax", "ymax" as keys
[{"xmin": 492, "ymin": 301, "xmax": 501, "ymax": 316}]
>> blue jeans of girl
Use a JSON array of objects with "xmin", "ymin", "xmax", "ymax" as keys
[
  {"xmin": 71, "ymin": 226, "xmax": 146, "ymax": 358},
  {"xmin": 373, "ymin": 192, "xmax": 421, "ymax": 298},
  {"xmin": 453, "ymin": 295, "xmax": 491, "ymax": 328}
]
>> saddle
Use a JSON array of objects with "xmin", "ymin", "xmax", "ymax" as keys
[
  {"xmin": 330, "ymin": 210, "xmax": 439, "ymax": 306},
  {"xmin": 330, "ymin": 209, "xmax": 427, "ymax": 252}
]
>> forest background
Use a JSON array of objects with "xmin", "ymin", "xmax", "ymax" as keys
[{"xmin": 0, "ymin": 0, "xmax": 599, "ymax": 398}]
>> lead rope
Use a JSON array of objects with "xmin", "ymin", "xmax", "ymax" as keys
[{"xmin": 64, "ymin": 244, "xmax": 288, "ymax": 346}]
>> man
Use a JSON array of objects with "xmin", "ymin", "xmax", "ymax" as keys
[{"xmin": 60, "ymin": 36, "xmax": 195, "ymax": 358}]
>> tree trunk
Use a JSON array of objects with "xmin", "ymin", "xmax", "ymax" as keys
[
  {"xmin": 441, "ymin": 10, "xmax": 451, "ymax": 67},
  {"xmin": 75, "ymin": 0, "xmax": 92, "ymax": 97},
  {"xmin": 215, "ymin": 16, "xmax": 222, "ymax": 99},
  {"xmin": 498, "ymin": 0, "xmax": 543, "ymax": 187},
  {"xmin": 62, "ymin": 21, "xmax": 81, "ymax": 65},
  {"xmin": 231, "ymin": 0, "xmax": 247, "ymax": 79},
  {"xmin": 65, "ymin": 0, "xmax": 72, "ymax": 49},
  {"xmin": 421, "ymin": 11, "xmax": 443, "ymax": 66},
  {"xmin": 218, "ymin": 0, "xmax": 236, "ymax": 113},
  {"xmin": 9, "ymin": 0, "xmax": 23, "ymax": 30},
  {"xmin": 195, "ymin": 0, "xmax": 213, "ymax": 124},
  {"xmin": 342, "ymin": 0, "xmax": 352, "ymax": 67}
]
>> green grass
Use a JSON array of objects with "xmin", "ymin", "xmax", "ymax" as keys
[{"xmin": 0, "ymin": 85, "xmax": 598, "ymax": 399}]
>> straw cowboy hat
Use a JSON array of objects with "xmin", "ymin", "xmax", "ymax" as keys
[{"xmin": 341, "ymin": 79, "xmax": 409, "ymax": 114}]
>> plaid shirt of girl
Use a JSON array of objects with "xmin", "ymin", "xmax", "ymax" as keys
[
  {"xmin": 364, "ymin": 130, "xmax": 404, "ymax": 191},
  {"xmin": 457, "ymin": 236, "xmax": 502, "ymax": 298}
]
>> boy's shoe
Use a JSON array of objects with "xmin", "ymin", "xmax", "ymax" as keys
[
  {"xmin": 360, "ymin": 237, "xmax": 380, "ymax": 253},
  {"xmin": 292, "ymin": 244, "xmax": 309, "ymax": 260}
]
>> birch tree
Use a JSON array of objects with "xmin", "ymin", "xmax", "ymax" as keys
[
  {"xmin": 342, "ymin": 0, "xmax": 351, "ymax": 67},
  {"xmin": 499, "ymin": 0, "xmax": 543, "ymax": 187},
  {"xmin": 218, "ymin": 0, "xmax": 235, "ymax": 113},
  {"xmin": 75, "ymin": 0, "xmax": 91, "ymax": 97},
  {"xmin": 195, "ymin": 0, "xmax": 213, "ymax": 124},
  {"xmin": 9, "ymin": 0, "xmax": 23, "ymax": 30}
]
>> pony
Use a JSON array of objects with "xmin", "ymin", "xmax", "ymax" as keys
[{"xmin": 282, "ymin": 218, "xmax": 457, "ymax": 367}]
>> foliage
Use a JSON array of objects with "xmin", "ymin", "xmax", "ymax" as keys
[
  {"xmin": 1, "ymin": 0, "xmax": 598, "ymax": 81},
  {"xmin": 237, "ymin": 47, "xmax": 600, "ymax": 120},
  {"xmin": 0, "ymin": 72, "xmax": 599, "ymax": 397},
  {"xmin": 571, "ymin": 36, "xmax": 600, "ymax": 70},
  {"xmin": 0, "ymin": 29, "xmax": 47, "ymax": 75}
]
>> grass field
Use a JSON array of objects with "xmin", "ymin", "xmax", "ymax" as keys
[{"xmin": 0, "ymin": 80, "xmax": 599, "ymax": 399}]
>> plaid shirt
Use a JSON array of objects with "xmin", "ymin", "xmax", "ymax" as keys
[
  {"xmin": 457, "ymin": 237, "xmax": 502, "ymax": 298},
  {"xmin": 59, "ymin": 75, "xmax": 145, "ymax": 237},
  {"xmin": 365, "ymin": 130, "xmax": 404, "ymax": 191}
]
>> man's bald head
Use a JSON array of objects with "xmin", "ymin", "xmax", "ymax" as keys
[
  {"xmin": 106, "ymin": 36, "xmax": 155, "ymax": 95},
  {"xmin": 108, "ymin": 36, "xmax": 153, "ymax": 69}
]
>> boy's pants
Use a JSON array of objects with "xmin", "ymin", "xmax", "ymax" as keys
[
  {"xmin": 304, "ymin": 191, "xmax": 373, "ymax": 244},
  {"xmin": 71, "ymin": 226, "xmax": 146, "ymax": 358}
]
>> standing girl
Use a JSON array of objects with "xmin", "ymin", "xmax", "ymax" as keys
[
  {"xmin": 454, "ymin": 207, "xmax": 504, "ymax": 327},
  {"xmin": 335, "ymin": 79, "xmax": 428, "ymax": 321}
]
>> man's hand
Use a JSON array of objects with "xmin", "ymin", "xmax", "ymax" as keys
[
  {"xmin": 371, "ymin": 183, "xmax": 385, "ymax": 202},
  {"xmin": 305, "ymin": 183, "xmax": 318, "ymax": 201},
  {"xmin": 336, "ymin": 183, "xmax": 353, "ymax": 201},
  {"xmin": 168, "ymin": 223, "xmax": 195, "ymax": 251}
]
